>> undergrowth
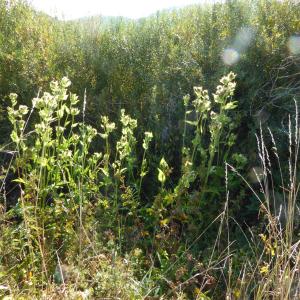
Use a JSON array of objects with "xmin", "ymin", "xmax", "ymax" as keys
[{"xmin": 0, "ymin": 73, "xmax": 299, "ymax": 299}]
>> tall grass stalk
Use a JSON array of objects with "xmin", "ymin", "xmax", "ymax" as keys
[{"xmin": 226, "ymin": 101, "xmax": 300, "ymax": 299}]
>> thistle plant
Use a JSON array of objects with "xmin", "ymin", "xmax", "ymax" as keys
[
  {"xmin": 139, "ymin": 131, "xmax": 153, "ymax": 196},
  {"xmin": 5, "ymin": 78, "xmax": 102, "ymax": 286},
  {"xmin": 115, "ymin": 109, "xmax": 138, "ymax": 181},
  {"xmin": 99, "ymin": 115, "xmax": 116, "ymax": 193},
  {"xmin": 2, "ymin": 73, "xmax": 245, "ymax": 298},
  {"xmin": 177, "ymin": 72, "xmax": 238, "ymax": 199},
  {"xmin": 7, "ymin": 93, "xmax": 29, "ymax": 151},
  {"xmin": 148, "ymin": 73, "xmax": 241, "ymax": 247}
]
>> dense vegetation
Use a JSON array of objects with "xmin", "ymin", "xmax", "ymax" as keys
[{"xmin": 0, "ymin": 0, "xmax": 300, "ymax": 298}]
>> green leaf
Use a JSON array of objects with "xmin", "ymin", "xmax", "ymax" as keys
[
  {"xmin": 185, "ymin": 120, "xmax": 198, "ymax": 126},
  {"xmin": 224, "ymin": 101, "xmax": 238, "ymax": 110},
  {"xmin": 101, "ymin": 168, "xmax": 109, "ymax": 177},
  {"xmin": 158, "ymin": 168, "xmax": 166, "ymax": 184},
  {"xmin": 99, "ymin": 133, "xmax": 108, "ymax": 139},
  {"xmin": 12, "ymin": 178, "xmax": 26, "ymax": 184},
  {"xmin": 159, "ymin": 157, "xmax": 169, "ymax": 170},
  {"xmin": 10, "ymin": 131, "xmax": 20, "ymax": 143}
]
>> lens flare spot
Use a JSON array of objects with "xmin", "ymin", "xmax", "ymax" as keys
[
  {"xmin": 222, "ymin": 48, "xmax": 239, "ymax": 65},
  {"xmin": 253, "ymin": 109, "xmax": 270, "ymax": 126},
  {"xmin": 248, "ymin": 167, "xmax": 264, "ymax": 183},
  {"xmin": 234, "ymin": 27, "xmax": 256, "ymax": 52},
  {"xmin": 288, "ymin": 36, "xmax": 300, "ymax": 55}
]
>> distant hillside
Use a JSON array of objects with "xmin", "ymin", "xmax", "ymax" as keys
[
  {"xmin": 76, "ymin": 15, "xmax": 131, "ymax": 24},
  {"xmin": 65, "ymin": 5, "xmax": 200, "ymax": 27}
]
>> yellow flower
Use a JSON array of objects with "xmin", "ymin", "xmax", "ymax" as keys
[
  {"xmin": 260, "ymin": 264, "xmax": 269, "ymax": 275},
  {"xmin": 233, "ymin": 288, "xmax": 241, "ymax": 298},
  {"xmin": 259, "ymin": 233, "xmax": 267, "ymax": 242}
]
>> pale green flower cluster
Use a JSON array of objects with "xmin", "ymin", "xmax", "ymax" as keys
[
  {"xmin": 174, "ymin": 72, "xmax": 238, "ymax": 197},
  {"xmin": 116, "ymin": 109, "xmax": 138, "ymax": 162},
  {"xmin": 142, "ymin": 131, "xmax": 153, "ymax": 150},
  {"xmin": 192, "ymin": 86, "xmax": 211, "ymax": 113},
  {"xmin": 213, "ymin": 72, "xmax": 237, "ymax": 104},
  {"xmin": 100, "ymin": 116, "xmax": 116, "ymax": 139},
  {"xmin": 8, "ymin": 93, "xmax": 29, "ymax": 145}
]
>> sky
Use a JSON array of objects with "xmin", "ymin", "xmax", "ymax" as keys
[{"xmin": 29, "ymin": 0, "xmax": 214, "ymax": 20}]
